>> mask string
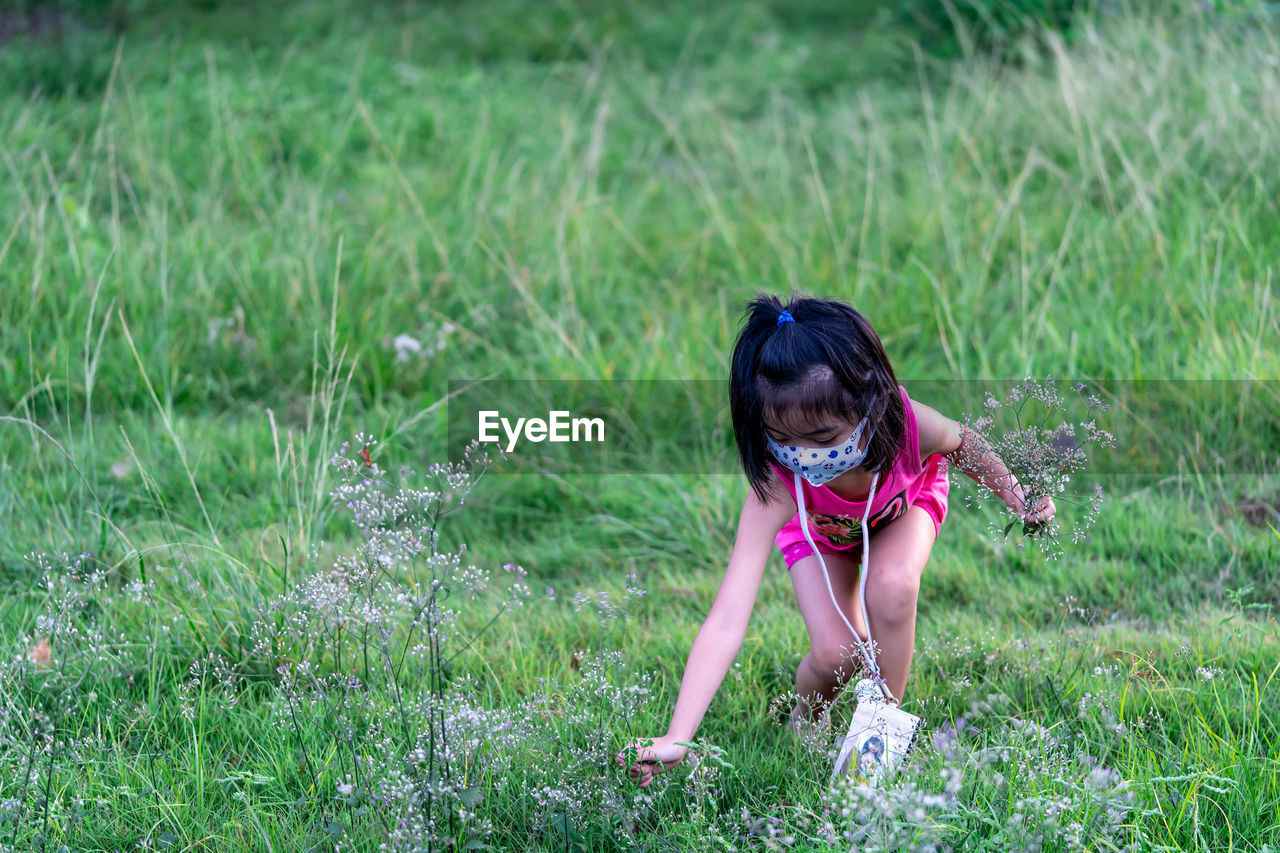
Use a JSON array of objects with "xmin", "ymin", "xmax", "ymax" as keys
[{"xmin": 794, "ymin": 468, "xmax": 897, "ymax": 705}]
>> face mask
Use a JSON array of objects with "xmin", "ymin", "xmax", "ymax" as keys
[{"xmin": 766, "ymin": 393, "xmax": 878, "ymax": 487}]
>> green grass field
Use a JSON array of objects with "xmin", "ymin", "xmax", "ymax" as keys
[{"xmin": 2, "ymin": 1, "xmax": 1280, "ymax": 849}]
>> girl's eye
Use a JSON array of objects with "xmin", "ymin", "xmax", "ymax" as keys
[{"xmin": 769, "ymin": 426, "xmax": 839, "ymax": 444}]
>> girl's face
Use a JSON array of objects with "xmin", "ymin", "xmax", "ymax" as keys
[{"xmin": 763, "ymin": 394, "xmax": 878, "ymax": 487}]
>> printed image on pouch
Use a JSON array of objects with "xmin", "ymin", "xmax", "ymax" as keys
[{"xmin": 831, "ymin": 679, "xmax": 921, "ymax": 786}]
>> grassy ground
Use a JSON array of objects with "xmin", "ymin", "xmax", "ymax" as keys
[{"xmin": 2, "ymin": 1, "xmax": 1280, "ymax": 850}]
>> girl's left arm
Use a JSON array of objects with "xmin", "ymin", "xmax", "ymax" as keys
[{"xmin": 912, "ymin": 399, "xmax": 1055, "ymax": 526}]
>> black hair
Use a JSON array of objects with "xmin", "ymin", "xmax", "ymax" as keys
[{"xmin": 729, "ymin": 292, "xmax": 906, "ymax": 505}]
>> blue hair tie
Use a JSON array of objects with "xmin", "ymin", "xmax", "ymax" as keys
[{"xmin": 777, "ymin": 310, "xmax": 794, "ymax": 326}]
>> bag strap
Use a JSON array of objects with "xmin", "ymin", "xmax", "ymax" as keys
[{"xmin": 794, "ymin": 468, "xmax": 897, "ymax": 705}]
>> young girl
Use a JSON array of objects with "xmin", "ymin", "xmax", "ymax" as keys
[{"xmin": 615, "ymin": 293, "xmax": 1056, "ymax": 788}]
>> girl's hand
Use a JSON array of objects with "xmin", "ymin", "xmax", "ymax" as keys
[
  {"xmin": 615, "ymin": 735, "xmax": 688, "ymax": 788},
  {"xmin": 1020, "ymin": 495, "xmax": 1056, "ymax": 531}
]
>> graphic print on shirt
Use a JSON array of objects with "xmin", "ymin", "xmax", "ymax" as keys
[{"xmin": 804, "ymin": 489, "xmax": 908, "ymax": 546}]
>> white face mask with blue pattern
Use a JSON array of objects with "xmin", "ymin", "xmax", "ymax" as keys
[{"xmin": 765, "ymin": 393, "xmax": 878, "ymax": 487}]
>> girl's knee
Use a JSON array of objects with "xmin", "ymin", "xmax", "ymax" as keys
[
  {"xmin": 810, "ymin": 642, "xmax": 864, "ymax": 678},
  {"xmin": 870, "ymin": 571, "xmax": 921, "ymax": 623}
]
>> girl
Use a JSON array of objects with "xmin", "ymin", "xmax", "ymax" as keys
[{"xmin": 615, "ymin": 294, "xmax": 1055, "ymax": 788}]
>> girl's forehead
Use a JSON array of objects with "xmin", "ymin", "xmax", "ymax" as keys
[
  {"xmin": 758, "ymin": 367, "xmax": 864, "ymax": 432},
  {"xmin": 763, "ymin": 405, "xmax": 856, "ymax": 435}
]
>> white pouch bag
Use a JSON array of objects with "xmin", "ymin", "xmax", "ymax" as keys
[
  {"xmin": 792, "ymin": 469, "xmax": 922, "ymax": 787},
  {"xmin": 829, "ymin": 677, "xmax": 921, "ymax": 786}
]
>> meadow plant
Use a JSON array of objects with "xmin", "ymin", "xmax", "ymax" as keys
[
  {"xmin": 722, "ymin": 597, "xmax": 1163, "ymax": 851},
  {"xmin": 513, "ymin": 645, "xmax": 668, "ymax": 845},
  {"xmin": 670, "ymin": 739, "xmax": 735, "ymax": 829},
  {"xmin": 0, "ymin": 435, "xmax": 689, "ymax": 851},
  {"xmin": 950, "ymin": 376, "xmax": 1116, "ymax": 559},
  {"xmin": 730, "ymin": 684, "xmax": 1149, "ymax": 852},
  {"xmin": 181, "ymin": 435, "xmax": 674, "ymax": 851},
  {"xmin": 0, "ymin": 552, "xmax": 137, "ymax": 851},
  {"xmin": 229, "ymin": 436, "xmax": 534, "ymax": 850}
]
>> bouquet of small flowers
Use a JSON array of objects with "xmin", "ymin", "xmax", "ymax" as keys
[{"xmin": 949, "ymin": 375, "xmax": 1116, "ymax": 560}]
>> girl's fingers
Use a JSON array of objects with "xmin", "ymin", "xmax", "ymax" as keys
[{"xmin": 618, "ymin": 743, "xmax": 678, "ymax": 787}]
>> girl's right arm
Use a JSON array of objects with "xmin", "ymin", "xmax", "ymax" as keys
[{"xmin": 616, "ymin": 485, "xmax": 795, "ymax": 788}]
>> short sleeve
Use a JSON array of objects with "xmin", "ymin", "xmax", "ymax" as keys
[{"xmin": 898, "ymin": 385, "xmax": 925, "ymax": 477}]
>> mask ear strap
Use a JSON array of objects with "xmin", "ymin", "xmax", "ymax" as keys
[{"xmin": 794, "ymin": 468, "xmax": 896, "ymax": 705}]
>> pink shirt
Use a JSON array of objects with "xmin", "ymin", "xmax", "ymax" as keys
[{"xmin": 770, "ymin": 384, "xmax": 950, "ymax": 569}]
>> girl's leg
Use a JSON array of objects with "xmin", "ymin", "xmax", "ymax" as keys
[
  {"xmin": 789, "ymin": 550, "xmax": 863, "ymax": 722},
  {"xmin": 788, "ymin": 504, "xmax": 938, "ymax": 709}
]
